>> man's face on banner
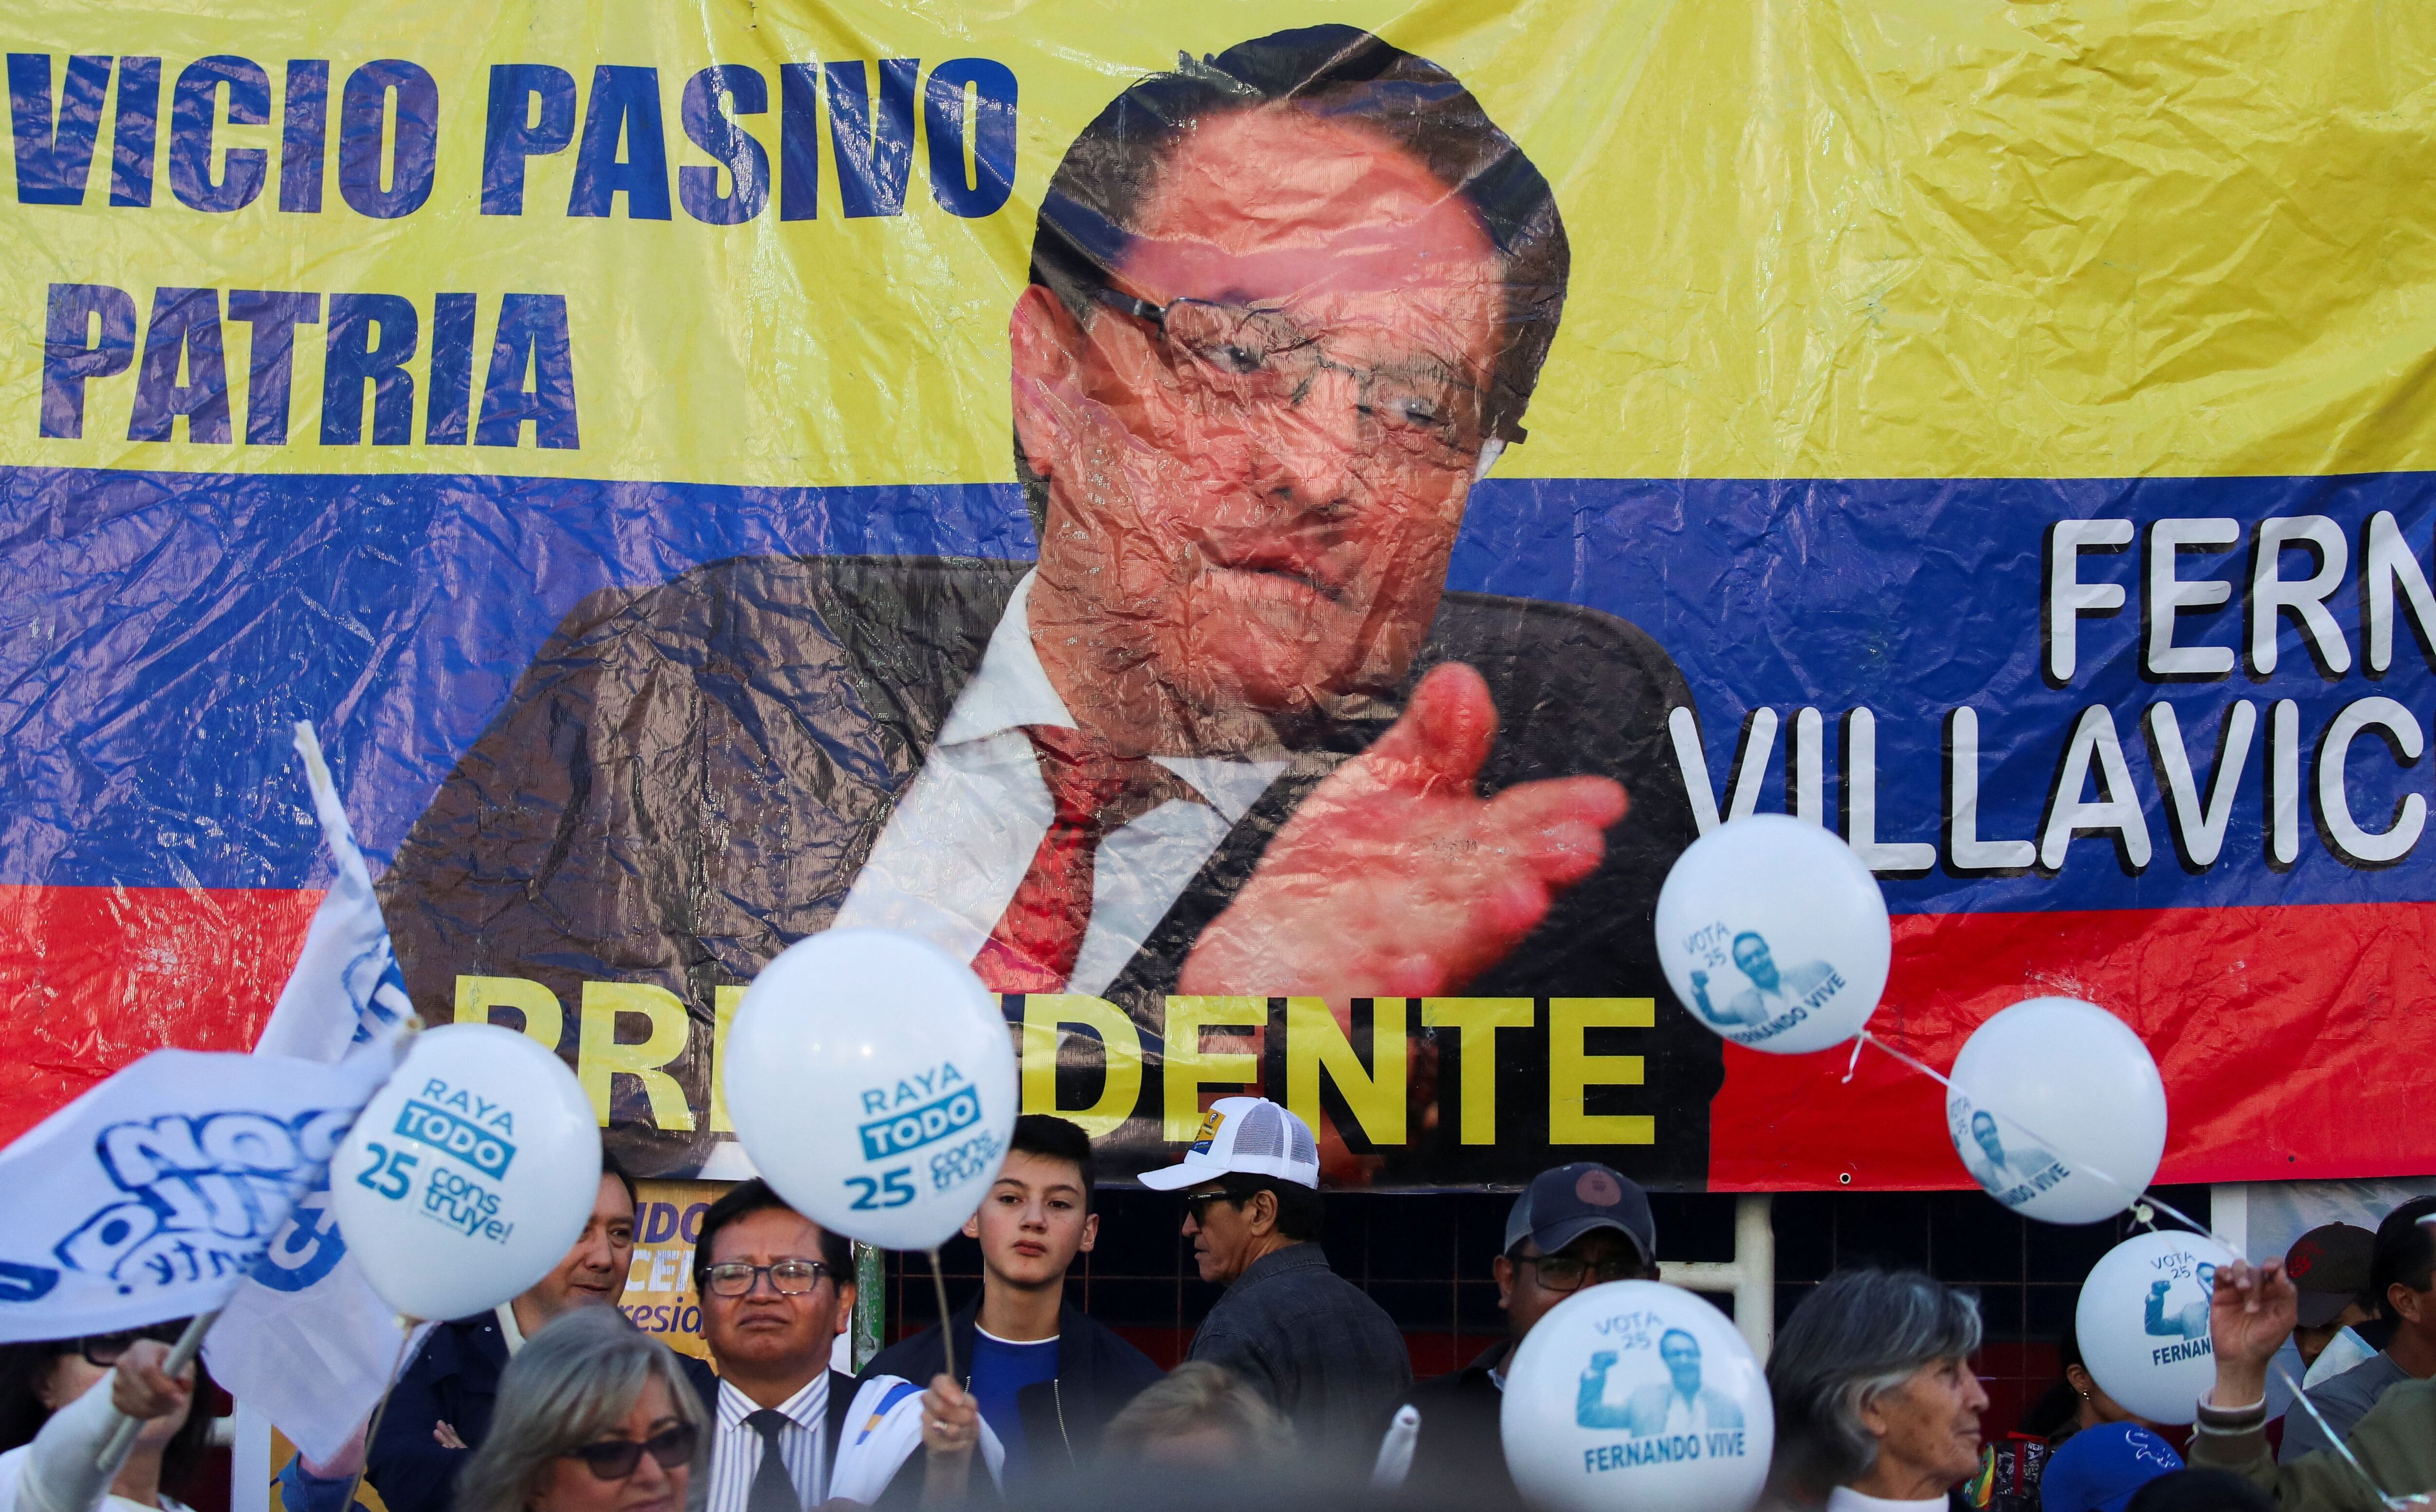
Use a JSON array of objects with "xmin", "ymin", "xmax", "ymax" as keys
[{"xmin": 1014, "ymin": 106, "xmax": 1506, "ymax": 746}]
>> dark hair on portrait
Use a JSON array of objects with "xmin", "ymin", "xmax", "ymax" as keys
[
  {"xmin": 1216, "ymin": 1173, "xmax": 1325, "ymax": 1243},
  {"xmin": 692, "ymin": 1177, "xmax": 853, "ymax": 1290},
  {"xmin": 1009, "ymin": 1113, "xmax": 1099, "ymax": 1210},
  {"xmin": 0, "ymin": 1332, "xmax": 218, "ymax": 1495},
  {"xmin": 1016, "ymin": 23, "xmax": 1573, "ymax": 529}
]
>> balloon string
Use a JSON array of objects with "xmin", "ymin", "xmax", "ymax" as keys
[
  {"xmin": 341, "ymin": 1322, "xmax": 419, "ymax": 1512},
  {"xmin": 1842, "ymin": 1030, "xmax": 2227, "ymax": 1251},
  {"xmin": 927, "ymin": 1247, "xmax": 956, "ymax": 1384},
  {"xmin": 2269, "ymin": 1356, "xmax": 2412, "ymax": 1509},
  {"xmin": 1845, "ymin": 1029, "xmax": 2417, "ymax": 1508},
  {"xmin": 1846, "ymin": 1031, "xmax": 2416, "ymax": 1504}
]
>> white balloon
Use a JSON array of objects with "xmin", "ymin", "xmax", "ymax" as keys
[
  {"xmin": 2076, "ymin": 1229, "xmax": 2234, "ymax": 1425},
  {"xmin": 1654, "ymin": 814, "xmax": 1890, "ymax": 1055},
  {"xmin": 1502, "ymin": 1281, "xmax": 1771, "ymax": 1512},
  {"xmin": 723, "ymin": 929, "xmax": 1018, "ymax": 1251},
  {"xmin": 331, "ymin": 1023, "xmax": 600, "ymax": 1322},
  {"xmin": 1946, "ymin": 997, "xmax": 2167, "ymax": 1224}
]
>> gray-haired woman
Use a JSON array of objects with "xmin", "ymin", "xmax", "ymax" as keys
[
  {"xmin": 457, "ymin": 1308, "xmax": 706, "ymax": 1512},
  {"xmin": 1765, "ymin": 1269, "xmax": 1991, "ymax": 1512}
]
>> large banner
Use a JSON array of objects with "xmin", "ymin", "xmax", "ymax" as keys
[{"xmin": 6, "ymin": 1, "xmax": 2435, "ymax": 1194}]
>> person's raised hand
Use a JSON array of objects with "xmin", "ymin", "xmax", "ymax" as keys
[
  {"xmin": 2208, "ymin": 1258, "xmax": 2297, "ymax": 1408},
  {"xmin": 109, "ymin": 1340, "xmax": 193, "ymax": 1426},
  {"xmin": 919, "ymin": 1375, "xmax": 978, "ymax": 1461},
  {"xmin": 1180, "ymin": 661, "xmax": 1628, "ymax": 998}
]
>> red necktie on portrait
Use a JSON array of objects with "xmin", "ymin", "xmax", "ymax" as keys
[{"xmin": 971, "ymin": 725, "xmax": 1199, "ymax": 994}]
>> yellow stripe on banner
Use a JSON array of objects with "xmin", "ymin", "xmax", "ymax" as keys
[{"xmin": 3, "ymin": 0, "xmax": 2435, "ymax": 485}]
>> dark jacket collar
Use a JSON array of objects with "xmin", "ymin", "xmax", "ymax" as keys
[
  {"xmin": 1231, "ymin": 1241, "xmax": 1330, "ymax": 1290},
  {"xmin": 434, "ymin": 1311, "xmax": 510, "ymax": 1381},
  {"xmin": 1462, "ymin": 1340, "xmax": 1512, "ymax": 1381}
]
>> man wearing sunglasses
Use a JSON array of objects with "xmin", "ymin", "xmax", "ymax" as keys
[
  {"xmin": 1402, "ymin": 1162, "xmax": 1659, "ymax": 1496},
  {"xmin": 691, "ymin": 1180, "xmax": 858, "ymax": 1512},
  {"xmin": 1143, "ymin": 1096, "xmax": 1409, "ymax": 1451},
  {"xmin": 378, "ymin": 23, "xmax": 1712, "ymax": 1194}
]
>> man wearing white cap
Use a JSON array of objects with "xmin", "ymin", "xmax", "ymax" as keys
[{"xmin": 1142, "ymin": 1096, "xmax": 1412, "ymax": 1450}]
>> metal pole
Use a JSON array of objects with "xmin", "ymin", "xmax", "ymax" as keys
[
  {"xmin": 852, "ymin": 1240, "xmax": 885, "ymax": 1372},
  {"xmin": 95, "ymin": 1310, "xmax": 218, "ymax": 1470},
  {"xmin": 1732, "ymin": 1193, "xmax": 1775, "ymax": 1362},
  {"xmin": 1656, "ymin": 1193, "xmax": 1775, "ymax": 1362}
]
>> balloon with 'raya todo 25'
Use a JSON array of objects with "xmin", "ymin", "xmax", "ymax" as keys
[
  {"xmin": 1654, "ymin": 814, "xmax": 1890, "ymax": 1056},
  {"xmin": 722, "ymin": 928, "xmax": 1018, "ymax": 1251},
  {"xmin": 330, "ymin": 1022, "xmax": 600, "ymax": 1322}
]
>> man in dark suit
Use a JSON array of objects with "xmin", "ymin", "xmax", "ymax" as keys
[
  {"xmin": 692, "ymin": 1181, "xmax": 859, "ymax": 1512},
  {"xmin": 378, "ymin": 26, "xmax": 1715, "ymax": 1186}
]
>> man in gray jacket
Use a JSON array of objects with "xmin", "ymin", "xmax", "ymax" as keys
[{"xmin": 1142, "ymin": 1096, "xmax": 1411, "ymax": 1452}]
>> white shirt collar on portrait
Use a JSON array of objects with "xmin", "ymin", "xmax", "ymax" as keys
[
  {"xmin": 833, "ymin": 569, "xmax": 1289, "ymax": 997},
  {"xmin": 936, "ymin": 569, "xmax": 1286, "ymax": 822}
]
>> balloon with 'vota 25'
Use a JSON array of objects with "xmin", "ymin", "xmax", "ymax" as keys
[
  {"xmin": 2074, "ymin": 1229, "xmax": 2234, "ymax": 1427},
  {"xmin": 1653, "ymin": 815, "xmax": 1891, "ymax": 1056},
  {"xmin": 722, "ymin": 929, "xmax": 1018, "ymax": 1251},
  {"xmin": 1501, "ymin": 1279, "xmax": 1773, "ymax": 1512},
  {"xmin": 1944, "ymin": 997, "xmax": 2168, "ymax": 1225},
  {"xmin": 329, "ymin": 1023, "xmax": 601, "ymax": 1321}
]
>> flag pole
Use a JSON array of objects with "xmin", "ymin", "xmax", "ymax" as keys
[
  {"xmin": 95, "ymin": 1309, "xmax": 220, "ymax": 1470},
  {"xmin": 336, "ymin": 1323, "xmax": 419, "ymax": 1512}
]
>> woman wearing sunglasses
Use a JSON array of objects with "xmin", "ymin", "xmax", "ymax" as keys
[
  {"xmin": 458, "ymin": 1308, "xmax": 706, "ymax": 1512},
  {"xmin": 0, "ymin": 1323, "xmax": 210, "ymax": 1512}
]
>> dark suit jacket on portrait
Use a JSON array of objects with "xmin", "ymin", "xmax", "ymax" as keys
[{"xmin": 377, "ymin": 555, "xmax": 1720, "ymax": 1185}]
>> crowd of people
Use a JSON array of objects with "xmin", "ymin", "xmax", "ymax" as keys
[{"xmin": 0, "ymin": 1100, "xmax": 2430, "ymax": 1512}]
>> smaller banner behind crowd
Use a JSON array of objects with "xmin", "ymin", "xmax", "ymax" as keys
[
  {"xmin": 5, "ymin": 0, "xmax": 2436, "ymax": 1193},
  {"xmin": 624, "ymin": 1179, "xmax": 721, "ymax": 1362}
]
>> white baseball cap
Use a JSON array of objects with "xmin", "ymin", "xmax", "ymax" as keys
[{"xmin": 1138, "ymin": 1096, "xmax": 1321, "ymax": 1190}]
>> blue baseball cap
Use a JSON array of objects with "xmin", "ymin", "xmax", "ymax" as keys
[
  {"xmin": 2041, "ymin": 1423, "xmax": 2184, "ymax": 1512},
  {"xmin": 1503, "ymin": 1162, "xmax": 1656, "ymax": 1266}
]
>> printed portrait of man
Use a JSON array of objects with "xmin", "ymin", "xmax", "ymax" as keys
[
  {"xmin": 1958, "ymin": 1107, "xmax": 2056, "ymax": 1192},
  {"xmin": 378, "ymin": 25, "xmax": 1715, "ymax": 1180},
  {"xmin": 1576, "ymin": 1331, "xmax": 1744, "ymax": 1436},
  {"xmin": 2145, "ymin": 1266, "xmax": 2216, "ymax": 1340},
  {"xmin": 1689, "ymin": 931, "xmax": 1835, "ymax": 1030}
]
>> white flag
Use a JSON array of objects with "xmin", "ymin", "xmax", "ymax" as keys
[
  {"xmin": 203, "ymin": 724, "xmax": 423, "ymax": 1461},
  {"xmin": 0, "ymin": 1048, "xmax": 385, "ymax": 1342},
  {"xmin": 827, "ymin": 1377, "xmax": 1004, "ymax": 1506}
]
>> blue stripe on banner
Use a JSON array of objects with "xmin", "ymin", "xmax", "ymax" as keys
[{"xmin": 8, "ymin": 465, "xmax": 2436, "ymax": 914}]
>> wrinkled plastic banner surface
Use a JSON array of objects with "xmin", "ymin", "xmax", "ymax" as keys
[{"xmin": 6, "ymin": 1, "xmax": 2436, "ymax": 1193}]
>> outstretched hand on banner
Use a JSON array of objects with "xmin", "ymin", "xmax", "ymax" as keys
[{"xmin": 1180, "ymin": 661, "xmax": 1628, "ymax": 997}]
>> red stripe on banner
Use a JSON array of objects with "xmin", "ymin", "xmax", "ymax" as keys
[
  {"xmin": 1708, "ymin": 900, "xmax": 2436, "ymax": 1191},
  {"xmin": 0, "ymin": 884, "xmax": 322, "ymax": 1146},
  {"xmin": 8, "ymin": 886, "xmax": 2434, "ymax": 1188}
]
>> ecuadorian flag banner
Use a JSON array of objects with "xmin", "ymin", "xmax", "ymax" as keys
[{"xmin": 5, "ymin": 0, "xmax": 2434, "ymax": 1193}]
